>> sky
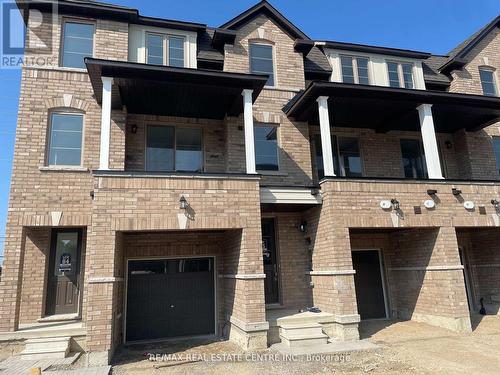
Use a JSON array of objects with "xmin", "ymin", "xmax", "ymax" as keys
[{"xmin": 0, "ymin": 0, "xmax": 499, "ymax": 261}]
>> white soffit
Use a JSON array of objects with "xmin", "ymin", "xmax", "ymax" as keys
[{"xmin": 260, "ymin": 187, "xmax": 322, "ymax": 204}]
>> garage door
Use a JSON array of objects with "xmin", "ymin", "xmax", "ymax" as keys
[{"xmin": 126, "ymin": 257, "xmax": 215, "ymax": 342}]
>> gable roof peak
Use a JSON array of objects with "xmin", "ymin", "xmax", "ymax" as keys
[{"xmin": 219, "ymin": 0, "xmax": 309, "ymax": 40}]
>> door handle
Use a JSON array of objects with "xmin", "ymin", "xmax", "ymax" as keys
[{"xmin": 170, "ymin": 305, "xmax": 175, "ymax": 308}]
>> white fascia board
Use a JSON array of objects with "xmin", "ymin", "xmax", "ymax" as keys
[{"xmin": 260, "ymin": 187, "xmax": 322, "ymax": 204}]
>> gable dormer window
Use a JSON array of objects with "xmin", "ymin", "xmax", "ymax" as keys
[
  {"xmin": 145, "ymin": 32, "xmax": 185, "ymax": 67},
  {"xmin": 479, "ymin": 67, "xmax": 498, "ymax": 96},
  {"xmin": 340, "ymin": 55, "xmax": 369, "ymax": 85},
  {"xmin": 249, "ymin": 43, "xmax": 275, "ymax": 86},
  {"xmin": 387, "ymin": 61, "xmax": 414, "ymax": 89}
]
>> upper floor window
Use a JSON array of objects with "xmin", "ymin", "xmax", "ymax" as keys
[
  {"xmin": 61, "ymin": 22, "xmax": 94, "ymax": 69},
  {"xmin": 479, "ymin": 68, "xmax": 498, "ymax": 96},
  {"xmin": 146, "ymin": 33, "xmax": 185, "ymax": 67},
  {"xmin": 146, "ymin": 125, "xmax": 202, "ymax": 172},
  {"xmin": 48, "ymin": 113, "xmax": 83, "ymax": 166},
  {"xmin": 340, "ymin": 56, "xmax": 370, "ymax": 85},
  {"xmin": 493, "ymin": 138, "xmax": 500, "ymax": 175},
  {"xmin": 249, "ymin": 43, "xmax": 274, "ymax": 86},
  {"xmin": 387, "ymin": 61, "xmax": 414, "ymax": 89},
  {"xmin": 254, "ymin": 124, "xmax": 279, "ymax": 171},
  {"xmin": 400, "ymin": 139, "xmax": 446, "ymax": 179},
  {"xmin": 314, "ymin": 134, "xmax": 362, "ymax": 179}
]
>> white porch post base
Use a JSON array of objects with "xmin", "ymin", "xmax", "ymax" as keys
[{"xmin": 417, "ymin": 103, "xmax": 444, "ymax": 179}]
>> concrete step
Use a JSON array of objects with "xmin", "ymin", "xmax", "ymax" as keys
[
  {"xmin": 280, "ymin": 332, "xmax": 328, "ymax": 348},
  {"xmin": 21, "ymin": 336, "xmax": 70, "ymax": 360},
  {"xmin": 280, "ymin": 322, "xmax": 324, "ymax": 337}
]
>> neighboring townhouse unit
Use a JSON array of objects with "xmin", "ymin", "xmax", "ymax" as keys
[{"xmin": 1, "ymin": 0, "xmax": 500, "ymax": 365}]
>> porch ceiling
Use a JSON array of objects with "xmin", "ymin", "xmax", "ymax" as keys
[
  {"xmin": 285, "ymin": 82, "xmax": 500, "ymax": 133},
  {"xmin": 85, "ymin": 58, "xmax": 268, "ymax": 119}
]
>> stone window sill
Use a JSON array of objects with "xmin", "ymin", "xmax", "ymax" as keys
[{"xmin": 39, "ymin": 166, "xmax": 89, "ymax": 172}]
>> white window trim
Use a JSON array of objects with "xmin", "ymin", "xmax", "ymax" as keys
[
  {"xmin": 144, "ymin": 124, "xmax": 205, "ymax": 173},
  {"xmin": 60, "ymin": 18, "xmax": 96, "ymax": 69},
  {"xmin": 145, "ymin": 32, "xmax": 187, "ymax": 67},
  {"xmin": 47, "ymin": 111, "xmax": 85, "ymax": 167},
  {"xmin": 254, "ymin": 123, "xmax": 280, "ymax": 172},
  {"xmin": 249, "ymin": 41, "xmax": 277, "ymax": 88},
  {"xmin": 339, "ymin": 55, "xmax": 371, "ymax": 85},
  {"xmin": 478, "ymin": 66, "xmax": 499, "ymax": 97},
  {"xmin": 386, "ymin": 60, "xmax": 416, "ymax": 89}
]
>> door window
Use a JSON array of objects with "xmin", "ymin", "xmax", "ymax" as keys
[{"xmin": 53, "ymin": 231, "xmax": 79, "ymax": 276}]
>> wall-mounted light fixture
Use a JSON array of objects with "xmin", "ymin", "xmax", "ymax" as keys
[
  {"xmin": 131, "ymin": 124, "xmax": 138, "ymax": 134},
  {"xmin": 445, "ymin": 141, "xmax": 453, "ymax": 149},
  {"xmin": 391, "ymin": 199, "xmax": 400, "ymax": 211},
  {"xmin": 299, "ymin": 220, "xmax": 308, "ymax": 233},
  {"xmin": 452, "ymin": 188, "xmax": 462, "ymax": 196},
  {"xmin": 179, "ymin": 195, "xmax": 189, "ymax": 210},
  {"xmin": 427, "ymin": 189, "xmax": 438, "ymax": 196},
  {"xmin": 491, "ymin": 199, "xmax": 500, "ymax": 209}
]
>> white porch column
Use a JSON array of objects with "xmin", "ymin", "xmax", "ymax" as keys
[
  {"xmin": 317, "ymin": 96, "xmax": 335, "ymax": 177},
  {"xmin": 417, "ymin": 104, "xmax": 444, "ymax": 179},
  {"xmin": 99, "ymin": 77, "xmax": 113, "ymax": 170},
  {"xmin": 242, "ymin": 89, "xmax": 256, "ymax": 174}
]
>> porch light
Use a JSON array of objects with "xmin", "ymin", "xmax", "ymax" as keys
[
  {"xmin": 491, "ymin": 199, "xmax": 500, "ymax": 208},
  {"xmin": 391, "ymin": 199, "xmax": 400, "ymax": 211},
  {"xmin": 131, "ymin": 124, "xmax": 138, "ymax": 134},
  {"xmin": 299, "ymin": 220, "xmax": 307, "ymax": 233},
  {"xmin": 452, "ymin": 188, "xmax": 462, "ymax": 196},
  {"xmin": 179, "ymin": 196, "xmax": 189, "ymax": 210}
]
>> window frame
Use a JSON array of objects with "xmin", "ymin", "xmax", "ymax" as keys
[
  {"xmin": 386, "ymin": 60, "xmax": 415, "ymax": 89},
  {"xmin": 249, "ymin": 41, "xmax": 277, "ymax": 88},
  {"xmin": 313, "ymin": 132, "xmax": 364, "ymax": 179},
  {"xmin": 145, "ymin": 32, "xmax": 187, "ymax": 67},
  {"xmin": 60, "ymin": 18, "xmax": 96, "ymax": 69},
  {"xmin": 46, "ymin": 110, "xmax": 85, "ymax": 167},
  {"xmin": 254, "ymin": 123, "xmax": 280, "ymax": 172},
  {"xmin": 478, "ymin": 66, "xmax": 498, "ymax": 97},
  {"xmin": 492, "ymin": 137, "xmax": 500, "ymax": 175},
  {"xmin": 399, "ymin": 136, "xmax": 447, "ymax": 179},
  {"xmin": 340, "ymin": 55, "xmax": 371, "ymax": 85},
  {"xmin": 144, "ymin": 124, "xmax": 205, "ymax": 173}
]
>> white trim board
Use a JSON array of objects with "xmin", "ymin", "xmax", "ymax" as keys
[{"xmin": 259, "ymin": 187, "xmax": 322, "ymax": 204}]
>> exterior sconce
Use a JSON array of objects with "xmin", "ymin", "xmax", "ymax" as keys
[
  {"xmin": 427, "ymin": 189, "xmax": 437, "ymax": 196},
  {"xmin": 391, "ymin": 199, "xmax": 400, "ymax": 211},
  {"xmin": 445, "ymin": 141, "xmax": 453, "ymax": 149},
  {"xmin": 131, "ymin": 124, "xmax": 138, "ymax": 134},
  {"xmin": 299, "ymin": 221, "xmax": 307, "ymax": 233},
  {"xmin": 179, "ymin": 195, "xmax": 188, "ymax": 210},
  {"xmin": 491, "ymin": 199, "xmax": 500, "ymax": 208},
  {"xmin": 452, "ymin": 188, "xmax": 462, "ymax": 196}
]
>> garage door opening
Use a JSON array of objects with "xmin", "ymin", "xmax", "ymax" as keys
[{"xmin": 125, "ymin": 257, "xmax": 215, "ymax": 342}]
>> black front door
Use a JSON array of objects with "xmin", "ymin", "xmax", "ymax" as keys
[
  {"xmin": 46, "ymin": 229, "xmax": 82, "ymax": 316},
  {"xmin": 262, "ymin": 218, "xmax": 280, "ymax": 304},
  {"xmin": 352, "ymin": 250, "xmax": 387, "ymax": 320},
  {"xmin": 126, "ymin": 257, "xmax": 215, "ymax": 342}
]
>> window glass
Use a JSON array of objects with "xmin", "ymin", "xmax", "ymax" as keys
[
  {"xmin": 400, "ymin": 139, "xmax": 427, "ymax": 179},
  {"xmin": 357, "ymin": 58, "xmax": 369, "ymax": 85},
  {"xmin": 479, "ymin": 69, "xmax": 497, "ymax": 96},
  {"xmin": 338, "ymin": 137, "xmax": 362, "ymax": 177},
  {"xmin": 53, "ymin": 232, "xmax": 79, "ymax": 276},
  {"xmin": 62, "ymin": 22, "xmax": 94, "ymax": 69},
  {"xmin": 176, "ymin": 258, "xmax": 212, "ymax": 273},
  {"xmin": 254, "ymin": 125, "xmax": 279, "ymax": 171},
  {"xmin": 493, "ymin": 138, "xmax": 500, "ymax": 174},
  {"xmin": 169, "ymin": 36, "xmax": 185, "ymax": 67},
  {"xmin": 250, "ymin": 44, "xmax": 274, "ymax": 86},
  {"xmin": 387, "ymin": 62, "xmax": 400, "ymax": 88},
  {"xmin": 48, "ymin": 113, "xmax": 83, "ymax": 166},
  {"xmin": 146, "ymin": 126, "xmax": 174, "ymax": 171},
  {"xmin": 146, "ymin": 33, "xmax": 164, "ymax": 65},
  {"xmin": 340, "ymin": 56, "xmax": 355, "ymax": 84},
  {"xmin": 402, "ymin": 63, "xmax": 414, "ymax": 89},
  {"xmin": 175, "ymin": 128, "xmax": 203, "ymax": 172}
]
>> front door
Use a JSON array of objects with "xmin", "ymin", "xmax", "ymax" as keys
[
  {"xmin": 352, "ymin": 250, "xmax": 387, "ymax": 319},
  {"xmin": 46, "ymin": 229, "xmax": 82, "ymax": 316},
  {"xmin": 262, "ymin": 218, "xmax": 280, "ymax": 304}
]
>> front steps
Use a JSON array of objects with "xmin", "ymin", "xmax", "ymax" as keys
[
  {"xmin": 20, "ymin": 336, "xmax": 71, "ymax": 360},
  {"xmin": 279, "ymin": 323, "xmax": 328, "ymax": 347}
]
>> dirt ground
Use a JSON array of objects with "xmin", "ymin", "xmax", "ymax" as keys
[{"xmin": 110, "ymin": 315, "xmax": 500, "ymax": 375}]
